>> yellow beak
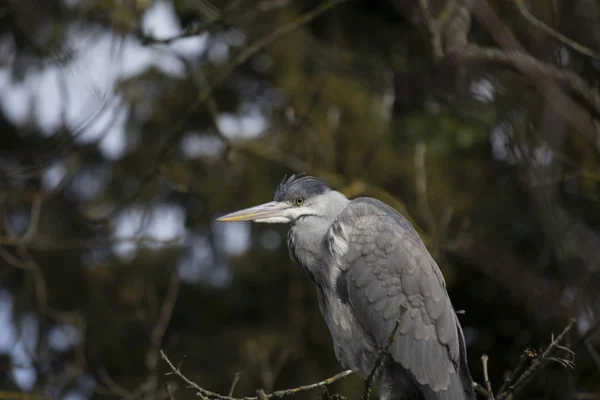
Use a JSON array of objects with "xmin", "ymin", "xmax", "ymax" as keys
[{"xmin": 216, "ymin": 201, "xmax": 292, "ymax": 222}]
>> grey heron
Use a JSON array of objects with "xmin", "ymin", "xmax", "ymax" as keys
[{"xmin": 217, "ymin": 174, "xmax": 475, "ymax": 400}]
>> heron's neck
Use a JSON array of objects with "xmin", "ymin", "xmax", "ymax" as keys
[{"xmin": 287, "ymin": 191, "xmax": 349, "ymax": 283}]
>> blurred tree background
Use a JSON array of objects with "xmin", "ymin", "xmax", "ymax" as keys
[{"xmin": 0, "ymin": 0, "xmax": 600, "ymax": 398}]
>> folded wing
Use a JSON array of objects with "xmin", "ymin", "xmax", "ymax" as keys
[{"xmin": 333, "ymin": 198, "xmax": 475, "ymax": 400}]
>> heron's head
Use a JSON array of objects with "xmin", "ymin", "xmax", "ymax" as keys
[{"xmin": 217, "ymin": 174, "xmax": 347, "ymax": 224}]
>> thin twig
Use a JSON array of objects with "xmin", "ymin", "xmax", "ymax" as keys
[
  {"xmin": 160, "ymin": 350, "xmax": 353, "ymax": 400},
  {"xmin": 363, "ymin": 305, "xmax": 408, "ymax": 400},
  {"xmin": 269, "ymin": 371, "xmax": 353, "ymax": 398},
  {"xmin": 142, "ymin": 273, "xmax": 181, "ymax": 397},
  {"xmin": 136, "ymin": 0, "xmax": 244, "ymax": 45},
  {"xmin": 473, "ymin": 382, "xmax": 493, "ymax": 398},
  {"xmin": 166, "ymin": 383, "xmax": 177, "ymax": 400},
  {"xmin": 137, "ymin": 19, "xmax": 219, "ymax": 45},
  {"xmin": 0, "ymin": 234, "xmax": 185, "ymax": 250},
  {"xmin": 417, "ymin": 0, "xmax": 456, "ymax": 59},
  {"xmin": 481, "ymin": 355, "xmax": 494, "ymax": 399},
  {"xmin": 147, "ymin": 274, "xmax": 180, "ymax": 371},
  {"xmin": 0, "ymin": 391, "xmax": 45, "ymax": 400},
  {"xmin": 195, "ymin": 0, "xmax": 350, "ymax": 105},
  {"xmin": 434, "ymin": 0, "xmax": 457, "ymax": 30},
  {"xmin": 497, "ymin": 348, "xmax": 535, "ymax": 395},
  {"xmin": 418, "ymin": 0, "xmax": 442, "ymax": 59},
  {"xmin": 229, "ymin": 373, "xmax": 241, "ymax": 397},
  {"xmin": 18, "ymin": 193, "xmax": 43, "ymax": 244},
  {"xmin": 513, "ymin": 0, "xmax": 600, "ymax": 61},
  {"xmin": 496, "ymin": 318, "xmax": 577, "ymax": 400},
  {"xmin": 414, "ymin": 142, "xmax": 438, "ymax": 253},
  {"xmin": 97, "ymin": 367, "xmax": 132, "ymax": 398},
  {"xmin": 1, "ymin": 155, "xmax": 78, "ymax": 246},
  {"xmin": 90, "ymin": 0, "xmax": 350, "ymax": 225},
  {"xmin": 257, "ymin": 389, "xmax": 269, "ymax": 400},
  {"xmin": 575, "ymin": 393, "xmax": 600, "ymax": 399},
  {"xmin": 470, "ymin": 0, "xmax": 597, "ymax": 140},
  {"xmin": 0, "ymin": 246, "xmax": 88, "ymax": 392}
]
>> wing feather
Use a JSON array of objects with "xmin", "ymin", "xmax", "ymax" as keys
[{"xmin": 335, "ymin": 198, "xmax": 474, "ymax": 399}]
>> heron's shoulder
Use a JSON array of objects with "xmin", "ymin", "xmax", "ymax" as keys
[{"xmin": 336, "ymin": 197, "xmax": 421, "ymax": 241}]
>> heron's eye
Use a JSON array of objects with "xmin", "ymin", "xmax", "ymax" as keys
[{"xmin": 295, "ymin": 197, "xmax": 304, "ymax": 206}]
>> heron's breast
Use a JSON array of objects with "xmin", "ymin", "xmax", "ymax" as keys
[{"xmin": 321, "ymin": 289, "xmax": 376, "ymax": 376}]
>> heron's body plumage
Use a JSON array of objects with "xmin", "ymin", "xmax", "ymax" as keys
[
  {"xmin": 218, "ymin": 174, "xmax": 475, "ymax": 400},
  {"xmin": 287, "ymin": 196, "xmax": 475, "ymax": 400}
]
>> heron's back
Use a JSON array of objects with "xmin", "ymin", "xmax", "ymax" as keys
[{"xmin": 319, "ymin": 197, "xmax": 476, "ymax": 400}]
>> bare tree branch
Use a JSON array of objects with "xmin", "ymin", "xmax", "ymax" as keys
[
  {"xmin": 497, "ymin": 348, "xmax": 535, "ymax": 395},
  {"xmin": 194, "ymin": 0, "xmax": 350, "ymax": 105},
  {"xmin": 0, "ymin": 234, "xmax": 185, "ymax": 251},
  {"xmin": 88, "ymin": 0, "xmax": 351, "ymax": 225},
  {"xmin": 414, "ymin": 141, "xmax": 438, "ymax": 254},
  {"xmin": 0, "ymin": 390, "xmax": 45, "ymax": 400},
  {"xmin": 470, "ymin": 0, "xmax": 598, "ymax": 139},
  {"xmin": 418, "ymin": 0, "xmax": 444, "ymax": 59},
  {"xmin": 160, "ymin": 350, "xmax": 353, "ymax": 400},
  {"xmin": 576, "ymin": 393, "xmax": 600, "ymax": 399},
  {"xmin": 229, "ymin": 372, "xmax": 242, "ymax": 397},
  {"xmin": 496, "ymin": 318, "xmax": 577, "ymax": 400},
  {"xmin": 0, "ymin": 245, "xmax": 88, "ymax": 391},
  {"xmin": 481, "ymin": 354, "xmax": 494, "ymax": 400},
  {"xmin": 473, "ymin": 382, "xmax": 493, "ymax": 398},
  {"xmin": 513, "ymin": 0, "xmax": 600, "ymax": 61},
  {"xmin": 123, "ymin": 0, "xmax": 240, "ymax": 45},
  {"xmin": 143, "ymin": 273, "xmax": 181, "ymax": 397},
  {"xmin": 461, "ymin": 45, "xmax": 600, "ymax": 117}
]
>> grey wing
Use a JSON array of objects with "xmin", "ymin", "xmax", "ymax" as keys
[{"xmin": 333, "ymin": 198, "xmax": 474, "ymax": 400}]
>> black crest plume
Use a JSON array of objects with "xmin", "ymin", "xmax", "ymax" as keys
[{"xmin": 274, "ymin": 173, "xmax": 329, "ymax": 201}]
